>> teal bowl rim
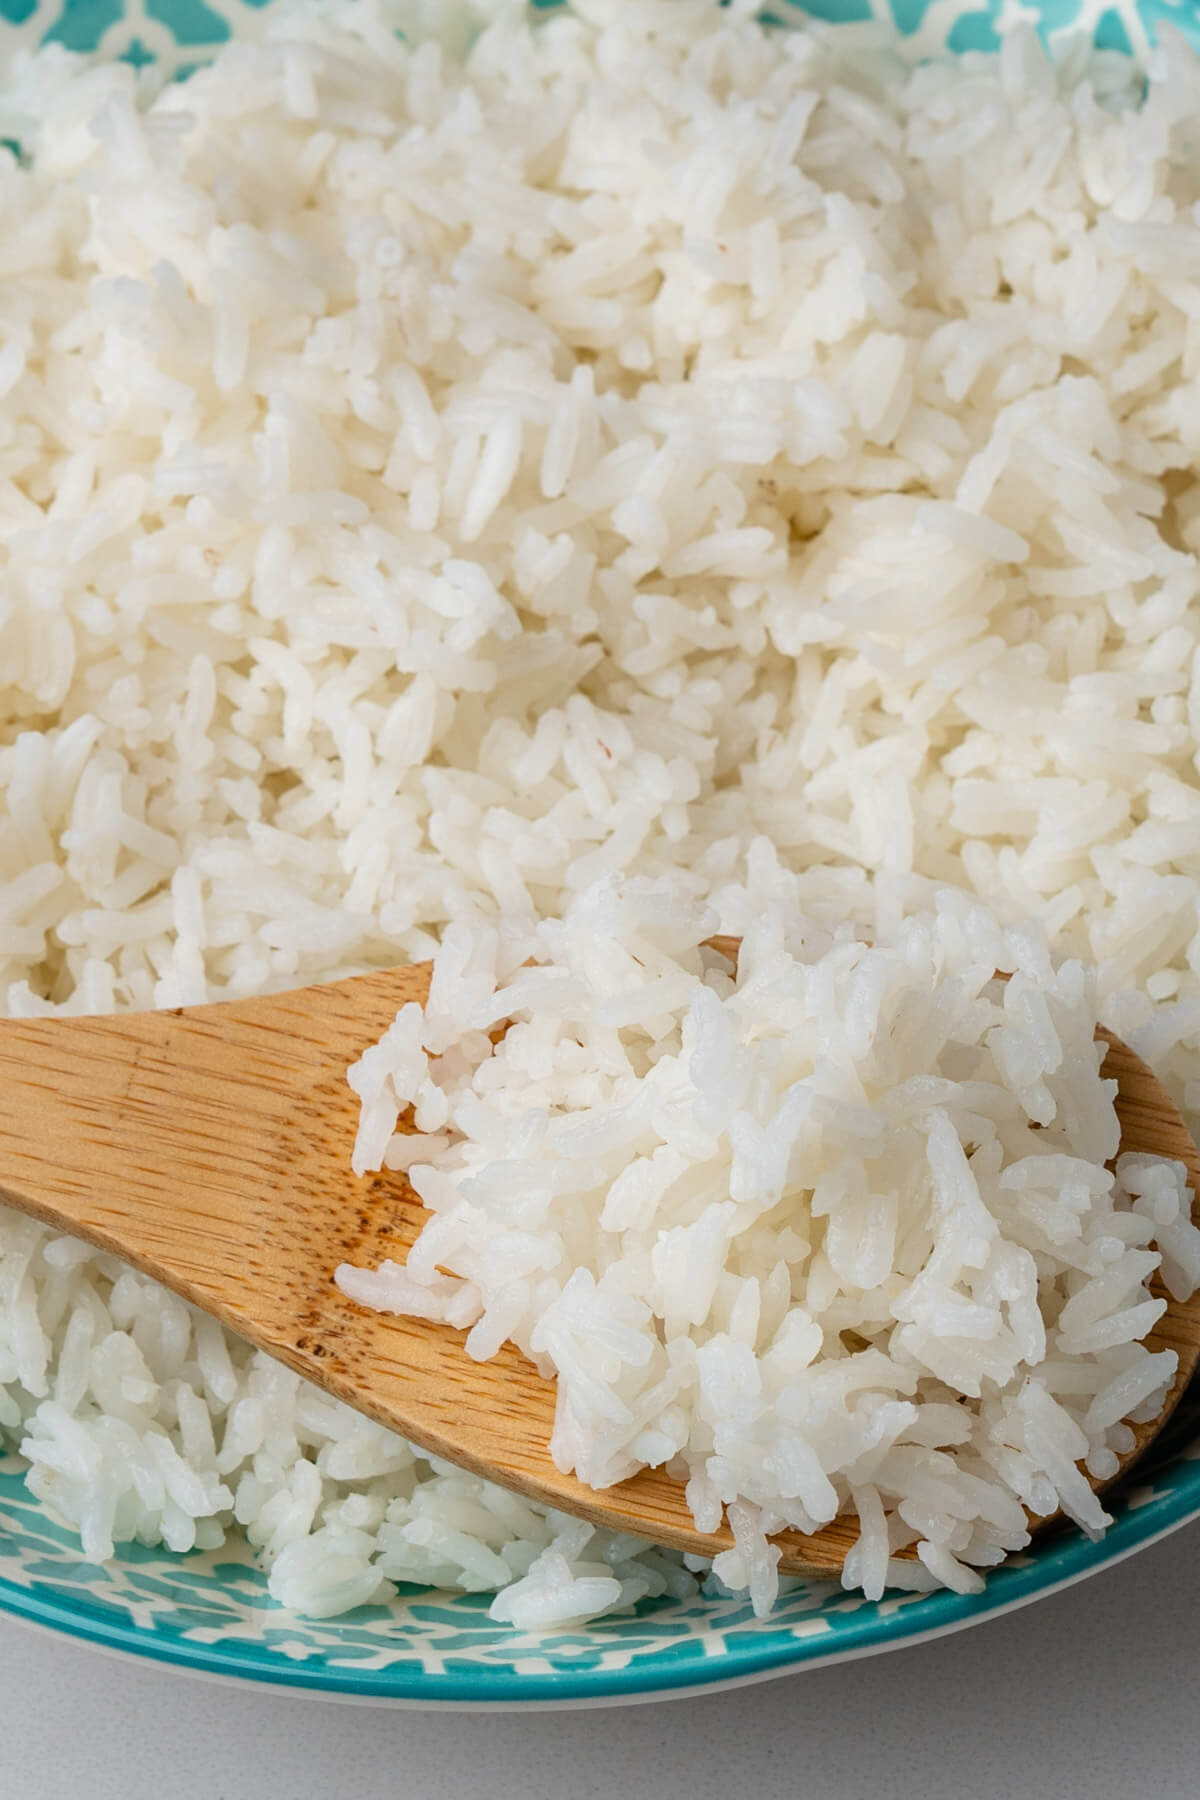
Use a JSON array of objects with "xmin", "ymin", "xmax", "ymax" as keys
[{"xmin": 2, "ymin": 1447, "xmax": 1199, "ymax": 1703}]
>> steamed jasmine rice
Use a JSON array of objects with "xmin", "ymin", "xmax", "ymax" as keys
[
  {"xmin": 5, "ymin": 0, "xmax": 1200, "ymax": 1622},
  {"xmin": 339, "ymin": 879, "xmax": 1200, "ymax": 1610}
]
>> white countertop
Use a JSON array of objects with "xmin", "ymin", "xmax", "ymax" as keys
[{"xmin": 4, "ymin": 1517, "xmax": 1200, "ymax": 1799}]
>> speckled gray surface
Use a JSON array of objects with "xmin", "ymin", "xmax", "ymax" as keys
[{"xmin": 5, "ymin": 1517, "xmax": 1199, "ymax": 1800}]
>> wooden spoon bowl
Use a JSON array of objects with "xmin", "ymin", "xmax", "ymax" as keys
[{"xmin": 0, "ymin": 955, "xmax": 1198, "ymax": 1579}]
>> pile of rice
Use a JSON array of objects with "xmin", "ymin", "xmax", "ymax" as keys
[
  {"xmin": 340, "ymin": 879, "xmax": 1200, "ymax": 1612},
  {"xmin": 5, "ymin": 0, "xmax": 1200, "ymax": 1623}
]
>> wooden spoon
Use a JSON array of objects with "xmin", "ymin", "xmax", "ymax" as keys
[{"xmin": 0, "ymin": 950, "xmax": 1198, "ymax": 1580}]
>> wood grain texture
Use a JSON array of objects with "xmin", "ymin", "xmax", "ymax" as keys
[{"xmin": 0, "ymin": 966, "xmax": 1196, "ymax": 1578}]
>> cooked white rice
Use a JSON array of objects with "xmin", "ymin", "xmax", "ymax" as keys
[
  {"xmin": 5, "ymin": 0, "xmax": 1200, "ymax": 1622},
  {"xmin": 340, "ymin": 878, "xmax": 1200, "ymax": 1610}
]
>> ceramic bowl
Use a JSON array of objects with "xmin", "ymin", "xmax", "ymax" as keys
[{"xmin": 1, "ymin": 0, "xmax": 1198, "ymax": 1707}]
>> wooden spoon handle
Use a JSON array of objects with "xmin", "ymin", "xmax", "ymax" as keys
[{"xmin": 0, "ymin": 967, "xmax": 430, "ymax": 1295}]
